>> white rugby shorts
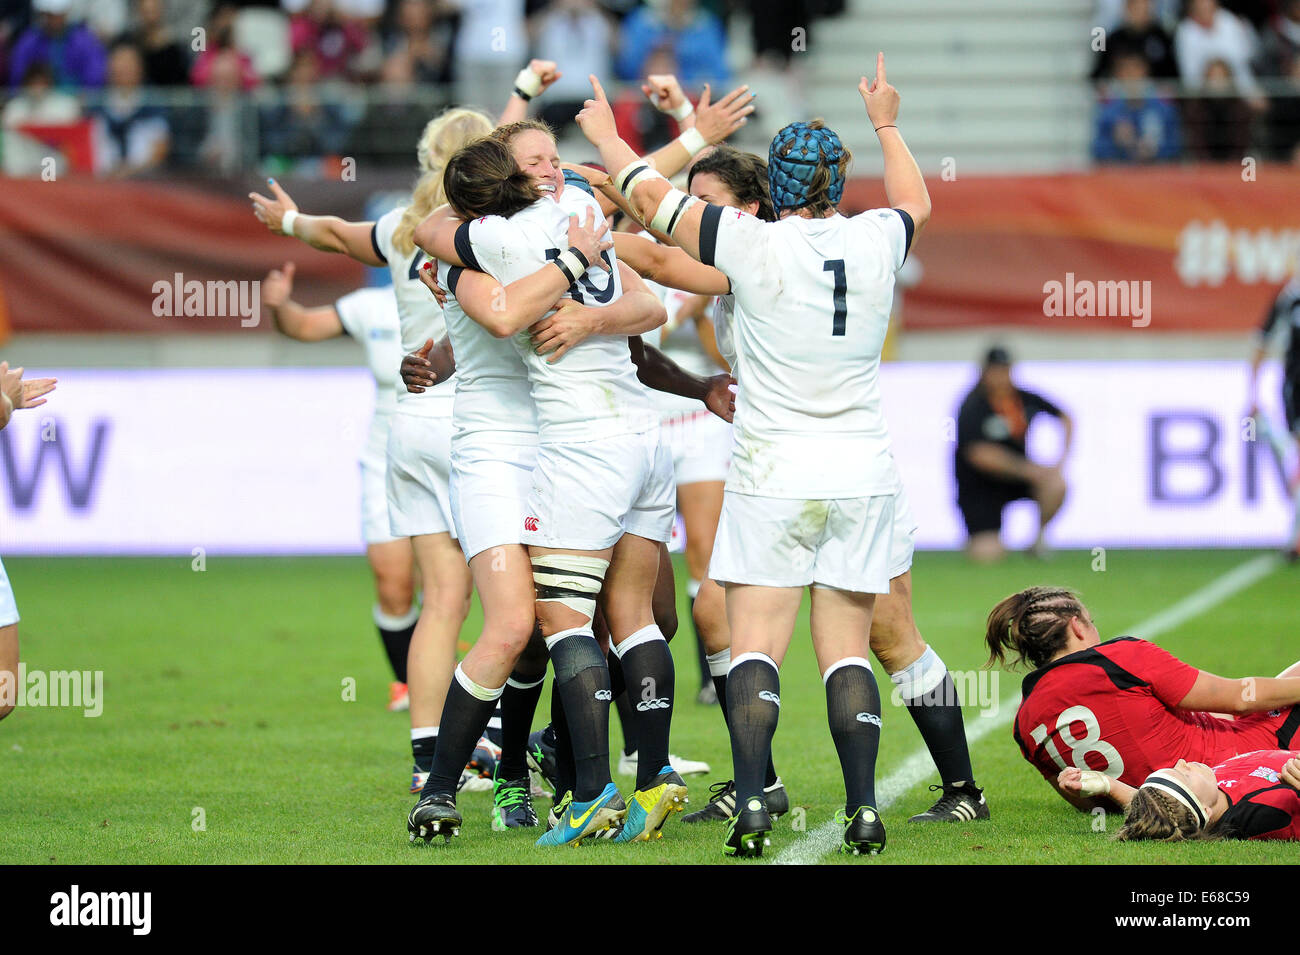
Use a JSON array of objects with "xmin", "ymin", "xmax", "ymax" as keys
[
  {"xmin": 523, "ymin": 428, "xmax": 675, "ymax": 551},
  {"xmin": 385, "ymin": 410, "xmax": 455, "ymax": 539}
]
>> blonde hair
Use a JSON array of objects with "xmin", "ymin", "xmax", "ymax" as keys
[{"xmin": 392, "ymin": 107, "xmax": 494, "ymax": 256}]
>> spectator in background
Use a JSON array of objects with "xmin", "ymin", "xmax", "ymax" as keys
[
  {"xmin": 1268, "ymin": 54, "xmax": 1300, "ymax": 161},
  {"xmin": 8, "ymin": 0, "xmax": 107, "ymax": 90},
  {"xmin": 954, "ymin": 347, "xmax": 1072, "ymax": 563},
  {"xmin": 1261, "ymin": 0, "xmax": 1300, "ymax": 76},
  {"xmin": 533, "ymin": 0, "xmax": 614, "ymax": 137},
  {"xmin": 91, "ymin": 41, "xmax": 170, "ymax": 177},
  {"xmin": 384, "ymin": 0, "xmax": 456, "ymax": 85},
  {"xmin": 1092, "ymin": 0, "xmax": 1179, "ymax": 80},
  {"xmin": 1093, "ymin": 52, "xmax": 1181, "ymax": 161},
  {"xmin": 119, "ymin": 0, "xmax": 190, "ymax": 86},
  {"xmin": 1175, "ymin": 0, "xmax": 1266, "ymax": 110},
  {"xmin": 1, "ymin": 61, "xmax": 82, "ymax": 176},
  {"xmin": 261, "ymin": 51, "xmax": 352, "ymax": 161},
  {"xmin": 1182, "ymin": 57, "xmax": 1254, "ymax": 158},
  {"xmin": 191, "ymin": 4, "xmax": 259, "ymax": 91},
  {"xmin": 289, "ymin": 0, "xmax": 373, "ymax": 81},
  {"xmin": 196, "ymin": 48, "xmax": 250, "ymax": 175},
  {"xmin": 611, "ymin": 45, "xmax": 679, "ymax": 155},
  {"xmin": 447, "ymin": 0, "xmax": 526, "ymax": 111},
  {"xmin": 344, "ymin": 50, "xmax": 432, "ymax": 166},
  {"xmin": 1094, "ymin": 0, "xmax": 1181, "ymax": 33},
  {"xmin": 615, "ymin": 0, "xmax": 728, "ymax": 85}
]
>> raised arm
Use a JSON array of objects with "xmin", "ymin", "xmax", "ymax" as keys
[
  {"xmin": 860, "ymin": 52, "xmax": 930, "ymax": 235},
  {"xmin": 261, "ymin": 262, "xmax": 346, "ymax": 342},
  {"xmin": 250, "ymin": 178, "xmax": 384, "ymax": 267},
  {"xmin": 498, "ymin": 59, "xmax": 562, "ymax": 126},
  {"xmin": 637, "ymin": 77, "xmax": 755, "ymax": 180},
  {"xmin": 0, "ymin": 361, "xmax": 56, "ymax": 432}
]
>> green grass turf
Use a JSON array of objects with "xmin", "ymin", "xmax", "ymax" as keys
[{"xmin": 1, "ymin": 550, "xmax": 1296, "ymax": 865}]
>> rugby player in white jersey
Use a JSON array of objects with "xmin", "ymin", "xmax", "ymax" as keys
[
  {"xmin": 408, "ymin": 124, "xmax": 717, "ymax": 846},
  {"xmin": 250, "ymin": 108, "xmax": 490, "ymax": 793},
  {"xmin": 578, "ymin": 55, "xmax": 975, "ymax": 856},
  {"xmin": 1, "ymin": 361, "xmax": 56, "ymax": 723},
  {"xmin": 259, "ymin": 268, "xmax": 419, "ymax": 712}
]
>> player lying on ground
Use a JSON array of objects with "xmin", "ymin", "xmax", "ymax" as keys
[
  {"xmin": 573, "ymin": 143, "xmax": 988, "ymax": 827},
  {"xmin": 575, "ymin": 53, "xmax": 940, "ymax": 857},
  {"xmin": 0, "ymin": 361, "xmax": 56, "ymax": 722},
  {"xmin": 987, "ymin": 585, "xmax": 1300, "ymax": 810},
  {"xmin": 1059, "ymin": 751, "xmax": 1300, "ymax": 841},
  {"xmin": 261, "ymin": 268, "xmax": 420, "ymax": 713},
  {"xmin": 407, "ymin": 125, "xmax": 725, "ymax": 845}
]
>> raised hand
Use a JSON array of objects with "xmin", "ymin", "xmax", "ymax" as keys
[
  {"xmin": 641, "ymin": 73, "xmax": 687, "ymax": 114},
  {"xmin": 859, "ymin": 51, "xmax": 900, "ymax": 131},
  {"xmin": 528, "ymin": 59, "xmax": 562, "ymax": 95},
  {"xmin": 0, "ymin": 362, "xmax": 22, "ymax": 412},
  {"xmin": 575, "ymin": 75, "xmax": 619, "ymax": 149},
  {"xmin": 401, "ymin": 339, "xmax": 438, "ymax": 393},
  {"xmin": 262, "ymin": 261, "xmax": 296, "ymax": 309},
  {"xmin": 565, "ymin": 206, "xmax": 613, "ymax": 272},
  {"xmin": 694, "ymin": 83, "xmax": 755, "ymax": 144},
  {"xmin": 249, "ymin": 177, "xmax": 299, "ymax": 234}
]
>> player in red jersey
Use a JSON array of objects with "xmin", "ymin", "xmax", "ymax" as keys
[
  {"xmin": 985, "ymin": 586, "xmax": 1300, "ymax": 809},
  {"xmin": 1058, "ymin": 751, "xmax": 1300, "ymax": 841}
]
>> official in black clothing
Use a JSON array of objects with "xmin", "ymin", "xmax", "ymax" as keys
[
  {"xmin": 954, "ymin": 347, "xmax": 1072, "ymax": 563},
  {"xmin": 1247, "ymin": 276, "xmax": 1300, "ymax": 558}
]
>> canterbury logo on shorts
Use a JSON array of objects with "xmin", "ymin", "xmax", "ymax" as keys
[
  {"xmin": 636, "ymin": 698, "xmax": 670, "ymax": 711},
  {"xmin": 524, "ymin": 516, "xmax": 539, "ymax": 532},
  {"xmin": 758, "ymin": 690, "xmax": 780, "ymax": 706},
  {"xmin": 594, "ymin": 689, "xmax": 612, "ymax": 701}
]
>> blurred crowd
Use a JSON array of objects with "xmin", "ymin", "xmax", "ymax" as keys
[
  {"xmin": 1091, "ymin": 0, "xmax": 1300, "ymax": 163},
  {"xmin": 0, "ymin": 0, "xmax": 843, "ymax": 178}
]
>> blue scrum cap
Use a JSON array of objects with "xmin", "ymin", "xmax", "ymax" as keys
[
  {"xmin": 562, "ymin": 167, "xmax": 596, "ymax": 198},
  {"xmin": 767, "ymin": 121, "xmax": 846, "ymax": 214}
]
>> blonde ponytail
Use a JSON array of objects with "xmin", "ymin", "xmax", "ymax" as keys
[{"xmin": 392, "ymin": 106, "xmax": 495, "ymax": 256}]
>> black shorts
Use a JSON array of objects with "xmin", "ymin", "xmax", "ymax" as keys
[{"xmin": 957, "ymin": 476, "xmax": 1033, "ymax": 535}]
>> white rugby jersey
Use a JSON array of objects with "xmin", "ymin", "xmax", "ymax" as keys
[
  {"xmin": 713, "ymin": 293, "xmax": 738, "ymax": 371},
  {"xmin": 697, "ymin": 205, "xmax": 915, "ymax": 498},
  {"xmin": 439, "ymin": 258, "xmax": 538, "ymax": 446},
  {"xmin": 334, "ymin": 285, "xmax": 402, "ymax": 461},
  {"xmin": 456, "ymin": 189, "xmax": 657, "ymax": 443},
  {"xmin": 371, "ymin": 205, "xmax": 457, "ymax": 416}
]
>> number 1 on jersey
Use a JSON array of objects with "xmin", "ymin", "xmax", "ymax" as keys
[{"xmin": 823, "ymin": 259, "xmax": 847, "ymax": 336}]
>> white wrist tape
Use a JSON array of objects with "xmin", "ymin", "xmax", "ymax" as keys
[
  {"xmin": 513, "ymin": 66, "xmax": 543, "ymax": 100},
  {"xmin": 1078, "ymin": 770, "xmax": 1113, "ymax": 797},
  {"xmin": 677, "ymin": 126, "xmax": 709, "ymax": 156},
  {"xmin": 280, "ymin": 209, "xmax": 298, "ymax": 237},
  {"xmin": 612, "ymin": 159, "xmax": 665, "ymax": 198},
  {"xmin": 669, "ymin": 99, "xmax": 694, "ymax": 121},
  {"xmin": 649, "ymin": 187, "xmax": 701, "ymax": 235},
  {"xmin": 553, "ymin": 247, "xmax": 589, "ymax": 285}
]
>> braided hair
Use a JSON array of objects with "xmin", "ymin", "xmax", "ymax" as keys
[{"xmin": 984, "ymin": 586, "xmax": 1088, "ymax": 670}]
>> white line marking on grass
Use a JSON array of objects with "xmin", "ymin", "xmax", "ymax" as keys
[{"xmin": 771, "ymin": 553, "xmax": 1283, "ymax": 865}]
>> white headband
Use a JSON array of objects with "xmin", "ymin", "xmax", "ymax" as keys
[{"xmin": 1142, "ymin": 769, "xmax": 1208, "ymax": 829}]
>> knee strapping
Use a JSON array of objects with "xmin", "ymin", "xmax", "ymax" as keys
[{"xmin": 532, "ymin": 554, "xmax": 609, "ymax": 623}]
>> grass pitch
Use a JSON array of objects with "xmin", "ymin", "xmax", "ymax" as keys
[{"xmin": 2, "ymin": 550, "xmax": 1296, "ymax": 865}]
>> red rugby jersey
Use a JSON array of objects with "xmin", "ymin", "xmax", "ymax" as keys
[
  {"xmin": 1215, "ymin": 750, "xmax": 1300, "ymax": 840},
  {"xmin": 1013, "ymin": 637, "xmax": 1243, "ymax": 788}
]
